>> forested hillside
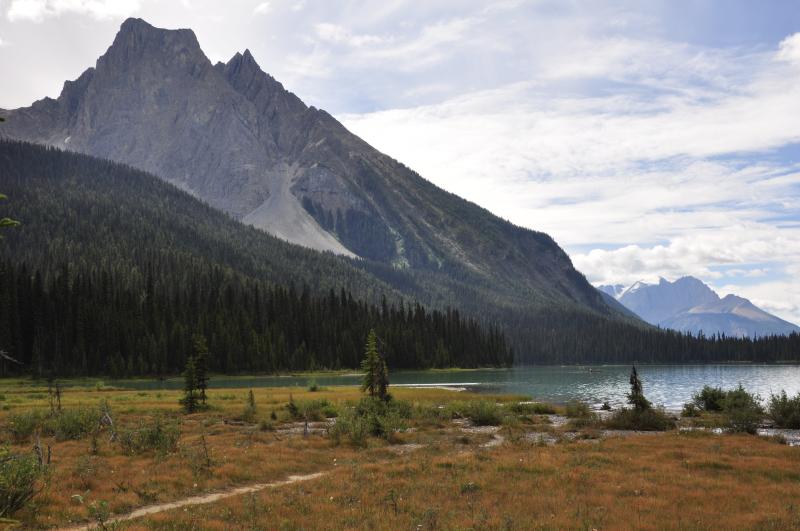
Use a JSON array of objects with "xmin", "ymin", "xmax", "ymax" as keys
[
  {"xmin": 0, "ymin": 141, "xmax": 797, "ymax": 373},
  {"xmin": 0, "ymin": 141, "xmax": 510, "ymax": 376},
  {"xmin": 506, "ymin": 308, "xmax": 800, "ymax": 364}
]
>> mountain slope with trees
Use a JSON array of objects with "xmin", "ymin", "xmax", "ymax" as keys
[
  {"xmin": 1, "ymin": 141, "xmax": 798, "ymax": 372},
  {"xmin": 0, "ymin": 141, "xmax": 510, "ymax": 376}
]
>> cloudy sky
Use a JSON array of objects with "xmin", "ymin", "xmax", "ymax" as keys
[{"xmin": 1, "ymin": 0, "xmax": 799, "ymax": 324}]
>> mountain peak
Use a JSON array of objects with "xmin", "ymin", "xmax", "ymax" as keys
[
  {"xmin": 119, "ymin": 17, "xmax": 154, "ymax": 33},
  {"xmin": 614, "ymin": 276, "xmax": 798, "ymax": 337},
  {"xmin": 720, "ymin": 294, "xmax": 749, "ymax": 305},
  {"xmin": 103, "ymin": 17, "xmax": 205, "ymax": 68},
  {"xmin": 225, "ymin": 48, "xmax": 262, "ymax": 75}
]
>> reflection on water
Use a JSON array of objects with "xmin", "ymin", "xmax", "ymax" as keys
[{"xmin": 108, "ymin": 365, "xmax": 800, "ymax": 410}]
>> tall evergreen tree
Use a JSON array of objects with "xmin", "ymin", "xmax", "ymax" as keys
[
  {"xmin": 180, "ymin": 356, "xmax": 198, "ymax": 413},
  {"xmin": 361, "ymin": 329, "xmax": 389, "ymax": 400},
  {"xmin": 193, "ymin": 335, "xmax": 210, "ymax": 405},
  {"xmin": 628, "ymin": 365, "xmax": 651, "ymax": 411}
]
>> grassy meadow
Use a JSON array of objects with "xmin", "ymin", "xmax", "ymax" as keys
[{"xmin": 0, "ymin": 378, "xmax": 798, "ymax": 529}]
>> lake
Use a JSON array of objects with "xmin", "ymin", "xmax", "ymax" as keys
[{"xmin": 108, "ymin": 364, "xmax": 800, "ymax": 410}]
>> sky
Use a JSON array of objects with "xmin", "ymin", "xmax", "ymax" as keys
[{"xmin": 1, "ymin": 0, "xmax": 799, "ymax": 324}]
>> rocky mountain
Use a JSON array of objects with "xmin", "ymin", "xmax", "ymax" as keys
[
  {"xmin": 599, "ymin": 277, "xmax": 799, "ymax": 338},
  {"xmin": 0, "ymin": 17, "xmax": 617, "ymax": 319},
  {"xmin": 598, "ymin": 284, "xmax": 626, "ymax": 299}
]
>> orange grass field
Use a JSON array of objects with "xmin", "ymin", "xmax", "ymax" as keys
[{"xmin": 0, "ymin": 379, "xmax": 798, "ymax": 530}]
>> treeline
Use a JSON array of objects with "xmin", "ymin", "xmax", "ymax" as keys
[
  {"xmin": 0, "ymin": 260, "xmax": 511, "ymax": 377},
  {"xmin": 509, "ymin": 308, "xmax": 800, "ymax": 364}
]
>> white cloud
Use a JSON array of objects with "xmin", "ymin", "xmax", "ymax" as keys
[
  {"xmin": 778, "ymin": 32, "xmax": 800, "ymax": 65},
  {"xmin": 253, "ymin": 1, "xmax": 270, "ymax": 15},
  {"xmin": 314, "ymin": 22, "xmax": 385, "ymax": 47},
  {"xmin": 339, "ymin": 31, "xmax": 800, "ymax": 325},
  {"xmin": 571, "ymin": 226, "xmax": 800, "ymax": 285},
  {"xmin": 6, "ymin": 0, "xmax": 140, "ymax": 22}
]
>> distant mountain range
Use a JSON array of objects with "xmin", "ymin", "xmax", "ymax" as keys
[{"xmin": 599, "ymin": 277, "xmax": 800, "ymax": 338}]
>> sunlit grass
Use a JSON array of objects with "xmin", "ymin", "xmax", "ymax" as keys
[{"xmin": 0, "ymin": 379, "xmax": 797, "ymax": 529}]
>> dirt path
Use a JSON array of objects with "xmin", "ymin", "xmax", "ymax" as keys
[
  {"xmin": 59, "ymin": 417, "xmax": 546, "ymax": 529},
  {"xmin": 60, "ymin": 472, "xmax": 327, "ymax": 531}
]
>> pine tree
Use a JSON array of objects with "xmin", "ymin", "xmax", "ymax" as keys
[
  {"xmin": 628, "ymin": 365, "xmax": 651, "ymax": 411},
  {"xmin": 180, "ymin": 356, "xmax": 198, "ymax": 413},
  {"xmin": 242, "ymin": 389, "xmax": 257, "ymax": 422},
  {"xmin": 361, "ymin": 329, "xmax": 389, "ymax": 400},
  {"xmin": 193, "ymin": 334, "xmax": 210, "ymax": 405}
]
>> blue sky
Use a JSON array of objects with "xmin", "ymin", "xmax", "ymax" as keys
[{"xmin": 1, "ymin": 0, "xmax": 799, "ymax": 323}]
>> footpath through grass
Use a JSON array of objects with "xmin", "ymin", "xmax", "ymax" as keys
[{"xmin": 0, "ymin": 379, "xmax": 798, "ymax": 529}]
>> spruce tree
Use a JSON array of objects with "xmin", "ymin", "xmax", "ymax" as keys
[
  {"xmin": 193, "ymin": 334, "xmax": 210, "ymax": 405},
  {"xmin": 180, "ymin": 356, "xmax": 198, "ymax": 413},
  {"xmin": 361, "ymin": 329, "xmax": 389, "ymax": 400},
  {"xmin": 628, "ymin": 365, "xmax": 651, "ymax": 411}
]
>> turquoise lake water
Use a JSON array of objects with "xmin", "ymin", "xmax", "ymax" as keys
[{"xmin": 108, "ymin": 364, "xmax": 800, "ymax": 410}]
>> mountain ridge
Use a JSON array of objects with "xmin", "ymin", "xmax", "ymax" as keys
[
  {"xmin": 599, "ymin": 276, "xmax": 799, "ymax": 338},
  {"xmin": 0, "ymin": 17, "xmax": 619, "ymax": 321}
]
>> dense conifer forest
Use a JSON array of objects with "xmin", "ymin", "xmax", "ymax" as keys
[
  {"xmin": 506, "ymin": 308, "xmax": 800, "ymax": 364},
  {"xmin": 0, "ymin": 260, "xmax": 510, "ymax": 377},
  {"xmin": 0, "ymin": 140, "xmax": 797, "ymax": 375}
]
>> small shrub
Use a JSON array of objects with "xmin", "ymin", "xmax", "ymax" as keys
[
  {"xmin": 722, "ymin": 385, "xmax": 763, "ymax": 434},
  {"xmin": 48, "ymin": 408, "xmax": 101, "ymax": 441},
  {"xmin": 241, "ymin": 390, "xmax": 257, "ymax": 423},
  {"xmin": 0, "ymin": 447, "xmax": 44, "ymax": 518},
  {"xmin": 768, "ymin": 391, "xmax": 800, "ymax": 429},
  {"xmin": 682, "ymin": 403, "xmax": 701, "ymax": 417},
  {"xmin": 693, "ymin": 386, "xmax": 726, "ymax": 412},
  {"xmin": 565, "ymin": 401, "xmax": 593, "ymax": 419},
  {"xmin": 307, "ymin": 379, "xmax": 320, "ymax": 392},
  {"xmin": 183, "ymin": 434, "xmax": 214, "ymax": 479},
  {"xmin": 330, "ymin": 398, "xmax": 411, "ymax": 444},
  {"xmin": 286, "ymin": 394, "xmax": 299, "ymax": 418},
  {"xmin": 449, "ymin": 400, "xmax": 504, "ymax": 426},
  {"xmin": 508, "ymin": 402, "xmax": 556, "ymax": 415},
  {"xmin": 288, "ymin": 398, "xmax": 338, "ymax": 421},
  {"xmin": 118, "ymin": 417, "xmax": 180, "ymax": 455},
  {"xmin": 88, "ymin": 500, "xmax": 111, "ymax": 528},
  {"xmin": 604, "ymin": 407, "xmax": 675, "ymax": 431},
  {"xmin": 329, "ymin": 410, "xmax": 368, "ymax": 447},
  {"xmin": 355, "ymin": 397, "xmax": 409, "ymax": 436},
  {"xmin": 8, "ymin": 410, "xmax": 46, "ymax": 443},
  {"xmin": 9, "ymin": 407, "xmax": 100, "ymax": 442}
]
